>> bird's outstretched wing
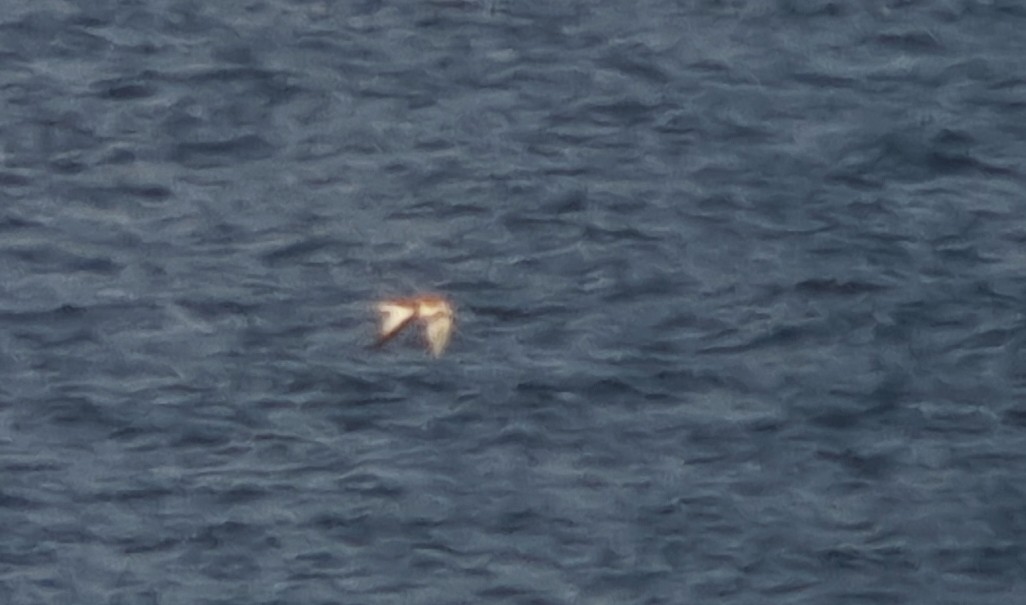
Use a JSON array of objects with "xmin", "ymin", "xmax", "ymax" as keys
[
  {"xmin": 375, "ymin": 302, "xmax": 416, "ymax": 348},
  {"xmin": 423, "ymin": 314, "xmax": 453, "ymax": 357}
]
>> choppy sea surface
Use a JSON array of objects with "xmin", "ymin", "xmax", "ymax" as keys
[{"xmin": 2, "ymin": 1, "xmax": 1025, "ymax": 603}]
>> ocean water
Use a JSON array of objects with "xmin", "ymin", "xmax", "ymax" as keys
[{"xmin": 1, "ymin": 1, "xmax": 1025, "ymax": 603}]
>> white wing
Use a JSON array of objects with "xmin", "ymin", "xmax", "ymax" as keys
[
  {"xmin": 377, "ymin": 302, "xmax": 416, "ymax": 342},
  {"xmin": 423, "ymin": 315, "xmax": 453, "ymax": 357}
]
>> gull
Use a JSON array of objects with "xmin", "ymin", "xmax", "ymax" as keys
[{"xmin": 374, "ymin": 295, "xmax": 454, "ymax": 357}]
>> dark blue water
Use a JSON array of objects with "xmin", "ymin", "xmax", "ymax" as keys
[{"xmin": 2, "ymin": 1, "xmax": 1025, "ymax": 603}]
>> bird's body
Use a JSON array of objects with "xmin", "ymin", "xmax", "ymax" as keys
[{"xmin": 375, "ymin": 295, "xmax": 454, "ymax": 357}]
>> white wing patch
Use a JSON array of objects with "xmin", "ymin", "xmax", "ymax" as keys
[
  {"xmin": 377, "ymin": 302, "xmax": 415, "ymax": 339},
  {"xmin": 424, "ymin": 315, "xmax": 453, "ymax": 357}
]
